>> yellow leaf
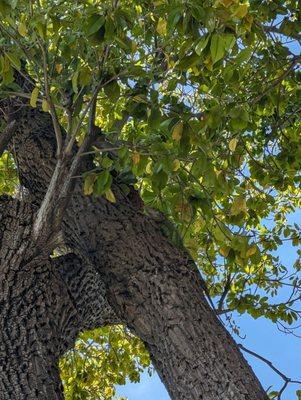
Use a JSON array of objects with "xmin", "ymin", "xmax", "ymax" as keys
[
  {"xmin": 146, "ymin": 161, "xmax": 153, "ymax": 174},
  {"xmin": 246, "ymin": 244, "xmax": 257, "ymax": 258},
  {"xmin": 132, "ymin": 152, "xmax": 140, "ymax": 165},
  {"xmin": 234, "ymin": 3, "xmax": 249, "ymax": 18},
  {"xmin": 105, "ymin": 188, "xmax": 116, "ymax": 203},
  {"xmin": 30, "ymin": 87, "xmax": 39, "ymax": 108},
  {"xmin": 18, "ymin": 22, "xmax": 27, "ymax": 37},
  {"xmin": 230, "ymin": 196, "xmax": 247, "ymax": 215},
  {"xmin": 104, "ymin": 387, "xmax": 114, "ymax": 397},
  {"xmin": 245, "ymin": 265, "xmax": 255, "ymax": 274},
  {"xmin": 42, "ymin": 99, "xmax": 50, "ymax": 112},
  {"xmin": 55, "ymin": 63, "xmax": 63, "ymax": 74},
  {"xmin": 172, "ymin": 159, "xmax": 180, "ymax": 171},
  {"xmin": 84, "ymin": 173, "xmax": 97, "ymax": 195},
  {"xmin": 229, "ymin": 137, "xmax": 238, "ymax": 152},
  {"xmin": 219, "ymin": 246, "xmax": 231, "ymax": 257},
  {"xmin": 172, "ymin": 121, "xmax": 183, "ymax": 141},
  {"xmin": 156, "ymin": 18, "xmax": 167, "ymax": 35}
]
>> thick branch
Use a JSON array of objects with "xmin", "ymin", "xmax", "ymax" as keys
[{"xmin": 5, "ymin": 97, "xmax": 269, "ymax": 400}]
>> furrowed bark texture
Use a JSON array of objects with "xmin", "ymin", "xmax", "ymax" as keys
[
  {"xmin": 0, "ymin": 196, "xmax": 116, "ymax": 399},
  {"xmin": 0, "ymin": 102, "xmax": 269, "ymax": 399}
]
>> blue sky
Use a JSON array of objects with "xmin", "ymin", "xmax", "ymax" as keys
[
  {"xmin": 116, "ymin": 212, "xmax": 301, "ymax": 400},
  {"xmin": 117, "ymin": 309, "xmax": 301, "ymax": 400}
]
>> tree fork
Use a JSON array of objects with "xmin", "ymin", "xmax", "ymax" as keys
[{"xmin": 0, "ymin": 101, "xmax": 269, "ymax": 399}]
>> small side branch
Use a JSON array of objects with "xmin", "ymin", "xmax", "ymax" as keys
[{"xmin": 238, "ymin": 343, "xmax": 301, "ymax": 399}]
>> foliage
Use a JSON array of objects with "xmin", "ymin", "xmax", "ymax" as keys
[
  {"xmin": 60, "ymin": 326, "xmax": 151, "ymax": 400},
  {"xmin": 0, "ymin": 0, "xmax": 301, "ymax": 397},
  {"xmin": 0, "ymin": 152, "xmax": 18, "ymax": 195}
]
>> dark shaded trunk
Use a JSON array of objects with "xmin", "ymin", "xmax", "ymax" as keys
[{"xmin": 0, "ymin": 104, "xmax": 269, "ymax": 399}]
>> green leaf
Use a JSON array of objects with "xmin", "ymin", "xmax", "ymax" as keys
[
  {"xmin": 72, "ymin": 70, "xmax": 79, "ymax": 93},
  {"xmin": 210, "ymin": 34, "xmax": 225, "ymax": 64},
  {"xmin": 235, "ymin": 47, "xmax": 252, "ymax": 63},
  {"xmin": 86, "ymin": 14, "xmax": 105, "ymax": 36},
  {"xmin": 222, "ymin": 33, "xmax": 236, "ymax": 51},
  {"xmin": 94, "ymin": 170, "xmax": 112, "ymax": 195},
  {"xmin": 195, "ymin": 35, "xmax": 210, "ymax": 56},
  {"xmin": 0, "ymin": 0, "xmax": 11, "ymax": 15},
  {"xmin": 104, "ymin": 81, "xmax": 120, "ymax": 102},
  {"xmin": 148, "ymin": 107, "xmax": 161, "ymax": 130},
  {"xmin": 5, "ymin": 52, "xmax": 21, "ymax": 70},
  {"xmin": 152, "ymin": 170, "xmax": 168, "ymax": 191}
]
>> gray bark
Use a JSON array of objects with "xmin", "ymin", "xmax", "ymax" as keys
[{"xmin": 0, "ymin": 100, "xmax": 269, "ymax": 399}]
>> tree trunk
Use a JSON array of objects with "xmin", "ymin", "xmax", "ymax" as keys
[
  {"xmin": 0, "ymin": 103, "xmax": 269, "ymax": 399},
  {"xmin": 0, "ymin": 196, "xmax": 117, "ymax": 399}
]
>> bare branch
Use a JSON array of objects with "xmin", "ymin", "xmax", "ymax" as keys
[
  {"xmin": 217, "ymin": 275, "xmax": 232, "ymax": 313},
  {"xmin": 238, "ymin": 343, "xmax": 301, "ymax": 399},
  {"xmin": 38, "ymin": 42, "xmax": 63, "ymax": 157},
  {"xmin": 263, "ymin": 25, "xmax": 301, "ymax": 41},
  {"xmin": 32, "ymin": 116, "xmax": 99, "ymax": 246}
]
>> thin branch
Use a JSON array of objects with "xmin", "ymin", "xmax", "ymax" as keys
[
  {"xmin": 38, "ymin": 41, "xmax": 63, "ymax": 157},
  {"xmin": 65, "ymin": 45, "xmax": 113, "ymax": 154},
  {"xmin": 238, "ymin": 343, "xmax": 301, "ymax": 399},
  {"xmin": 251, "ymin": 56, "xmax": 301, "ymax": 105},
  {"xmin": 263, "ymin": 25, "xmax": 301, "ymax": 41},
  {"xmin": 217, "ymin": 274, "xmax": 232, "ymax": 313},
  {"xmin": 1, "ymin": 91, "xmax": 64, "ymax": 109},
  {"xmin": 33, "ymin": 109, "xmax": 100, "ymax": 246},
  {"xmin": 64, "ymin": 82, "xmax": 102, "ymax": 155}
]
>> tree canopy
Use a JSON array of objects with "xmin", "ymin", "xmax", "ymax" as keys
[{"xmin": 0, "ymin": 0, "xmax": 300, "ymax": 398}]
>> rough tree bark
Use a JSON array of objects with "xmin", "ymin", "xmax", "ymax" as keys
[
  {"xmin": 0, "ymin": 196, "xmax": 116, "ymax": 399},
  {"xmin": 0, "ymin": 97, "xmax": 269, "ymax": 399}
]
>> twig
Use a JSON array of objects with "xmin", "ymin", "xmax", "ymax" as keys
[
  {"xmin": 238, "ymin": 343, "xmax": 301, "ymax": 399},
  {"xmin": 217, "ymin": 275, "xmax": 232, "ymax": 313}
]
